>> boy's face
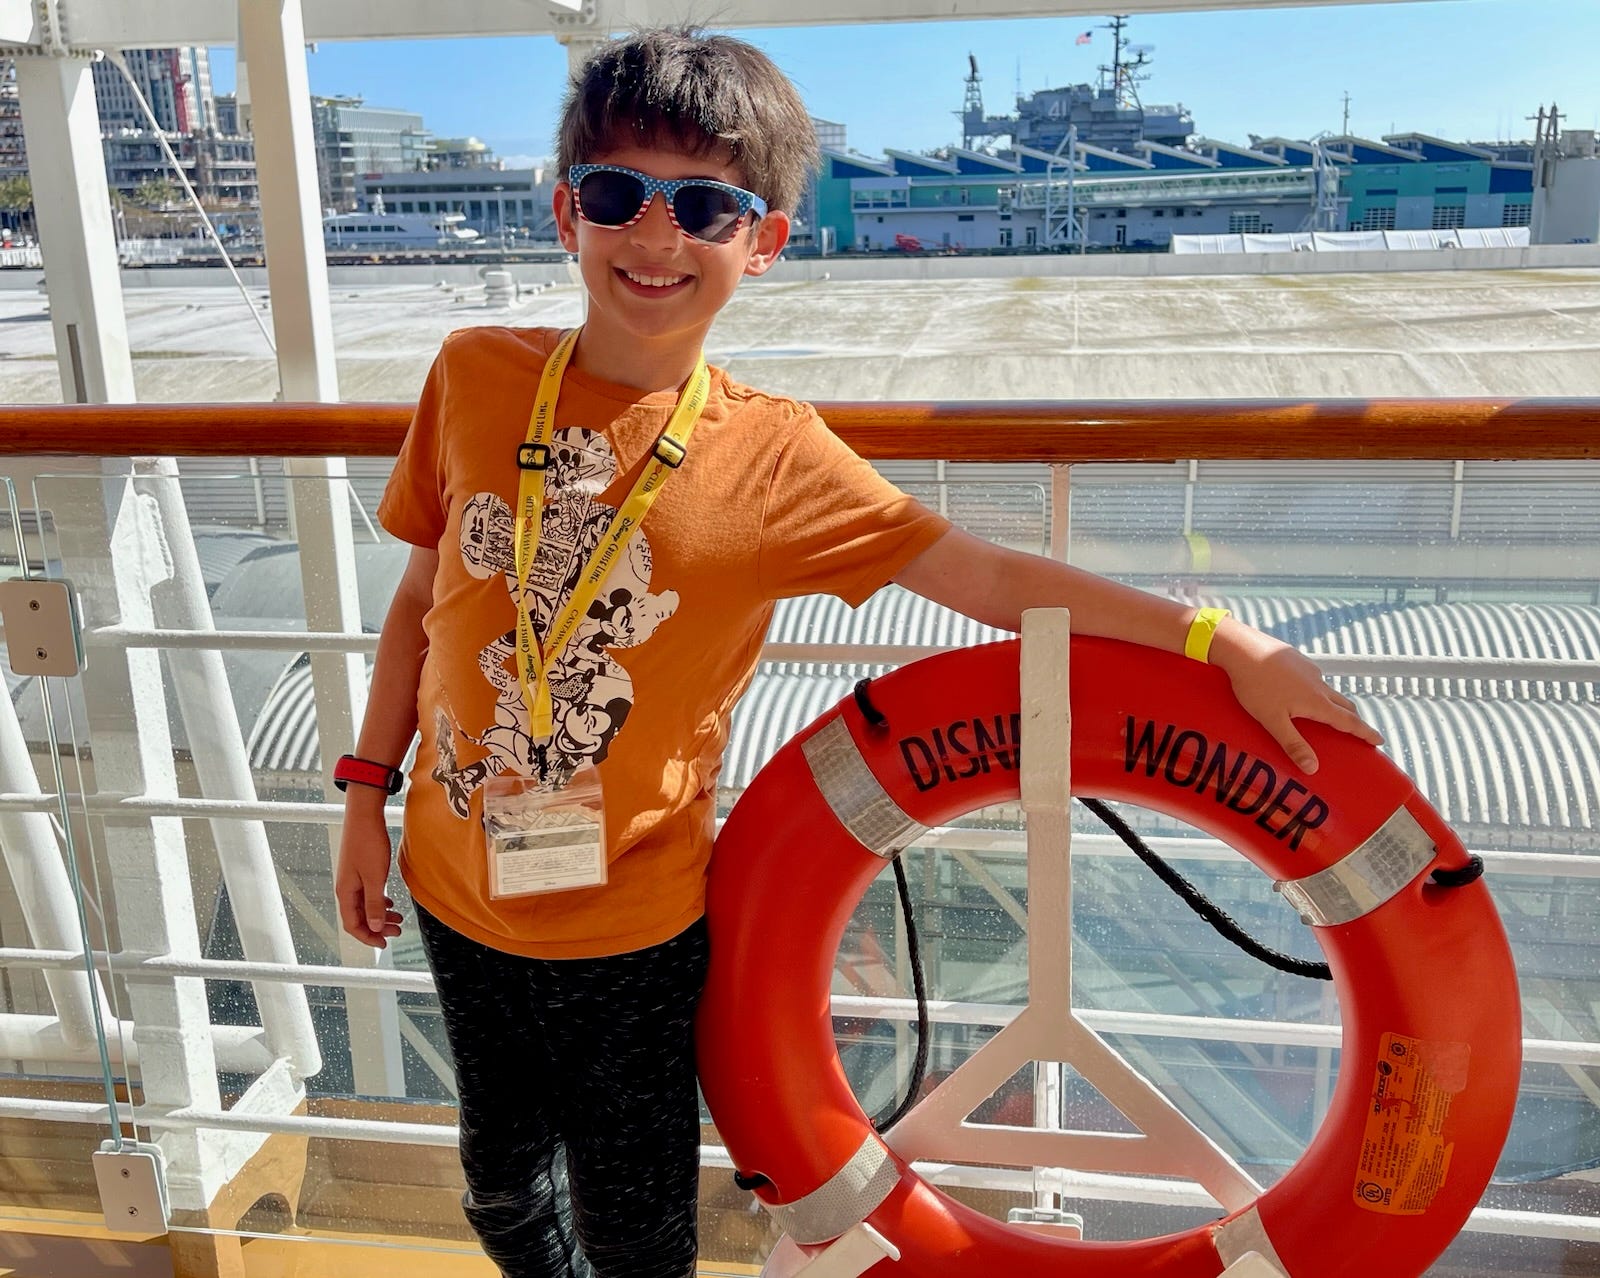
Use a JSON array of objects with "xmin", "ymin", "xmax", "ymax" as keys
[{"xmin": 553, "ymin": 143, "xmax": 790, "ymax": 367}]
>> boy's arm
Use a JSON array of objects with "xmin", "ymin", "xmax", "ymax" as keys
[
  {"xmin": 893, "ymin": 527, "xmax": 1380, "ymax": 773},
  {"xmin": 335, "ymin": 544, "xmax": 437, "ymax": 948}
]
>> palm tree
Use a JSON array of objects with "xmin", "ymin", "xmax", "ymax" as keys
[
  {"xmin": 0, "ymin": 174, "xmax": 32, "ymax": 239},
  {"xmin": 132, "ymin": 176, "xmax": 180, "ymax": 210}
]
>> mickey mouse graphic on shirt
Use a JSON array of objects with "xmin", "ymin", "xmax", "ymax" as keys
[{"xmin": 432, "ymin": 428, "xmax": 679, "ymax": 817}]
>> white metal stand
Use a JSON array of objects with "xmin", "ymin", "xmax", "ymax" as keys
[
  {"xmin": 1220, "ymin": 1251, "xmax": 1289, "ymax": 1278},
  {"xmin": 763, "ymin": 610, "xmax": 1269, "ymax": 1274},
  {"xmin": 883, "ymin": 610, "xmax": 1258, "ymax": 1212},
  {"xmin": 761, "ymin": 1223, "xmax": 900, "ymax": 1278}
]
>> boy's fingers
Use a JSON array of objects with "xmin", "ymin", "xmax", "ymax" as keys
[
  {"xmin": 1322, "ymin": 702, "xmax": 1384, "ymax": 745},
  {"xmin": 335, "ymin": 876, "xmax": 396, "ymax": 947},
  {"xmin": 1274, "ymin": 719, "xmax": 1318, "ymax": 774},
  {"xmin": 1328, "ymin": 688, "xmax": 1361, "ymax": 712},
  {"xmin": 334, "ymin": 883, "xmax": 364, "ymax": 936},
  {"xmin": 362, "ymin": 874, "xmax": 389, "ymax": 930}
]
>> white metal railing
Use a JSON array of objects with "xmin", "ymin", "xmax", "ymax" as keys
[{"xmin": 1013, "ymin": 167, "xmax": 1318, "ymax": 207}]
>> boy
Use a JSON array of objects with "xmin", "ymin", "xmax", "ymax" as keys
[{"xmin": 335, "ymin": 26, "xmax": 1378, "ymax": 1278}]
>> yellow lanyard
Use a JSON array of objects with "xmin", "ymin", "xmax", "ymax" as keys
[{"xmin": 511, "ymin": 328, "xmax": 709, "ymax": 745}]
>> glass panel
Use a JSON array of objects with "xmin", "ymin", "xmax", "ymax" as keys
[
  {"xmin": 0, "ymin": 470, "xmax": 130, "ymax": 1234},
  {"xmin": 0, "ymin": 452, "xmax": 1593, "ymax": 1274},
  {"xmin": 714, "ymin": 457, "xmax": 1598, "ymax": 1264},
  {"xmin": 1068, "ymin": 462, "xmax": 1598, "ymax": 1234},
  {"xmin": 11, "ymin": 464, "xmax": 484, "ymax": 1264}
]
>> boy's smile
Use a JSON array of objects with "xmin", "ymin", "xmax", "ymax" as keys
[
  {"xmin": 554, "ymin": 144, "xmax": 790, "ymax": 392},
  {"xmin": 618, "ymin": 268, "xmax": 690, "ymax": 295}
]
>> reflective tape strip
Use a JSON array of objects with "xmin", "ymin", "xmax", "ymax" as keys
[
  {"xmin": 1276, "ymin": 805, "xmax": 1437, "ymax": 928},
  {"xmin": 802, "ymin": 718, "xmax": 925, "ymax": 859},
  {"xmin": 1213, "ymin": 1205, "xmax": 1291, "ymax": 1277},
  {"xmin": 767, "ymin": 1135, "xmax": 901, "ymax": 1245}
]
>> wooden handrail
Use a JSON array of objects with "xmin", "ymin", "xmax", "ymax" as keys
[{"xmin": 0, "ymin": 399, "xmax": 1596, "ymax": 461}]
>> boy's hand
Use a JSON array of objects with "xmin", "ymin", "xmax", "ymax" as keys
[
  {"xmin": 336, "ymin": 802, "xmax": 404, "ymax": 948},
  {"xmin": 1208, "ymin": 618, "xmax": 1383, "ymax": 774}
]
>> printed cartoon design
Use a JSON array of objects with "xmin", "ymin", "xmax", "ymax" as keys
[{"xmin": 435, "ymin": 428, "xmax": 678, "ymax": 815}]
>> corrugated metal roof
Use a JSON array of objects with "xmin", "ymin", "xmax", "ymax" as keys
[
  {"xmin": 1213, "ymin": 595, "xmax": 1600, "ymax": 701},
  {"xmin": 245, "ymin": 657, "xmax": 323, "ymax": 773},
  {"xmin": 1363, "ymin": 695, "xmax": 1600, "ymax": 833},
  {"xmin": 189, "ymin": 528, "xmax": 282, "ymax": 594},
  {"xmin": 768, "ymin": 590, "xmax": 1010, "ymax": 655},
  {"xmin": 71, "ymin": 572, "xmax": 1596, "ymax": 845}
]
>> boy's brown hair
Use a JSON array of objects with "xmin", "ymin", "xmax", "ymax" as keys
[{"xmin": 555, "ymin": 26, "xmax": 820, "ymax": 215}]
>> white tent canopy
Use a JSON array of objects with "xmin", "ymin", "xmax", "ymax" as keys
[{"xmin": 1172, "ymin": 228, "xmax": 1533, "ymax": 254}]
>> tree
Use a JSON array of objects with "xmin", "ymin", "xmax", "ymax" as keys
[
  {"xmin": 0, "ymin": 174, "xmax": 32, "ymax": 234},
  {"xmin": 132, "ymin": 177, "xmax": 180, "ymax": 210}
]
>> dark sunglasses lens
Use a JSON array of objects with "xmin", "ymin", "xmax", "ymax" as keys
[
  {"xmin": 578, "ymin": 170, "xmax": 646, "ymax": 226},
  {"xmin": 673, "ymin": 184, "xmax": 745, "ymax": 241}
]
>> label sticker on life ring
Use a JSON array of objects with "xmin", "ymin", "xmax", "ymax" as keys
[{"xmin": 1354, "ymin": 1032, "xmax": 1471, "ymax": 1215}]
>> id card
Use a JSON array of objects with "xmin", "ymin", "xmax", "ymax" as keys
[{"xmin": 482, "ymin": 763, "xmax": 607, "ymax": 898}]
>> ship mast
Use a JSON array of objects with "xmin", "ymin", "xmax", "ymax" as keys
[
  {"xmin": 1098, "ymin": 15, "xmax": 1152, "ymax": 110},
  {"xmin": 962, "ymin": 53, "xmax": 984, "ymax": 149}
]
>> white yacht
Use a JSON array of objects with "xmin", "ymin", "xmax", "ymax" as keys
[{"xmin": 322, "ymin": 210, "xmax": 482, "ymax": 249}]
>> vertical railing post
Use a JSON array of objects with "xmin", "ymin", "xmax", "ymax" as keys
[
  {"xmin": 1049, "ymin": 463, "xmax": 1073, "ymax": 562},
  {"xmin": 240, "ymin": 0, "xmax": 404, "ymax": 1093}
]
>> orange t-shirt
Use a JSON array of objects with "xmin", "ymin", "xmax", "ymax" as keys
[{"xmin": 377, "ymin": 326, "xmax": 951, "ymax": 958}]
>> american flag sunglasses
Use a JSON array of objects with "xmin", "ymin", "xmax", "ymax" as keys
[{"xmin": 568, "ymin": 164, "xmax": 768, "ymax": 244}]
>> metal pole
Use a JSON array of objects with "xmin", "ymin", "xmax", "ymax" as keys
[{"xmin": 13, "ymin": 53, "xmax": 135, "ymax": 404}]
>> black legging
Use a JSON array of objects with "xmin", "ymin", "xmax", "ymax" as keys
[{"xmin": 417, "ymin": 903, "xmax": 709, "ymax": 1278}]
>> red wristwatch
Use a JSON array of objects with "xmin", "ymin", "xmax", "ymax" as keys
[{"xmin": 333, "ymin": 754, "xmax": 405, "ymax": 795}]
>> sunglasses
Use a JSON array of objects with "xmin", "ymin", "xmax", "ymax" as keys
[{"xmin": 568, "ymin": 163, "xmax": 768, "ymax": 244}]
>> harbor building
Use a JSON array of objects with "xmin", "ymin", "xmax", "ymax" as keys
[
  {"xmin": 310, "ymin": 96, "xmax": 430, "ymax": 212},
  {"xmin": 814, "ymin": 21, "xmax": 1555, "ymax": 254},
  {"xmin": 426, "ymin": 135, "xmax": 498, "ymax": 169},
  {"xmin": 818, "ymin": 130, "xmax": 1541, "ymax": 253}
]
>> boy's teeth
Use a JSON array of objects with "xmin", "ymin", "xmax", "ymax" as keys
[{"xmin": 626, "ymin": 270, "xmax": 685, "ymax": 287}]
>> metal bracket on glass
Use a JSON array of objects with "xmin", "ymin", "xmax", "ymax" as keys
[
  {"xmin": 1006, "ymin": 1204, "xmax": 1085, "ymax": 1237},
  {"xmin": 0, "ymin": 576, "xmax": 86, "ymax": 676},
  {"xmin": 92, "ymin": 1140, "xmax": 170, "ymax": 1234}
]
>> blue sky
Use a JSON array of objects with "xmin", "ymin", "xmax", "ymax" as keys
[{"xmin": 207, "ymin": 0, "xmax": 1599, "ymax": 166}]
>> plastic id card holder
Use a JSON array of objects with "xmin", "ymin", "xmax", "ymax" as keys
[{"xmin": 482, "ymin": 764, "xmax": 607, "ymax": 899}]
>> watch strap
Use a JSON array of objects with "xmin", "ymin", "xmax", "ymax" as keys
[{"xmin": 334, "ymin": 754, "xmax": 404, "ymax": 795}]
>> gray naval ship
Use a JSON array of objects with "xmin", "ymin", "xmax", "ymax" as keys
[{"xmin": 961, "ymin": 15, "xmax": 1193, "ymax": 154}]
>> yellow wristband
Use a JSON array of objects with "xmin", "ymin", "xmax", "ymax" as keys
[{"xmin": 1184, "ymin": 607, "xmax": 1231, "ymax": 663}]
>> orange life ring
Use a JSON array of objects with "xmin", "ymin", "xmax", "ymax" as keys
[{"xmin": 699, "ymin": 637, "xmax": 1521, "ymax": 1278}]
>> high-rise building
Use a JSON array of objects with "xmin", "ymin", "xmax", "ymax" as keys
[
  {"xmin": 428, "ymin": 136, "xmax": 498, "ymax": 170},
  {"xmin": 214, "ymin": 93, "xmax": 240, "ymax": 137},
  {"xmin": 0, "ymin": 58, "xmax": 26, "ymax": 179},
  {"xmin": 311, "ymin": 96, "xmax": 430, "ymax": 211},
  {"xmin": 86, "ymin": 47, "xmax": 258, "ymax": 206},
  {"xmin": 812, "ymin": 118, "xmax": 847, "ymax": 152},
  {"xmin": 92, "ymin": 47, "xmax": 214, "ymax": 134}
]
